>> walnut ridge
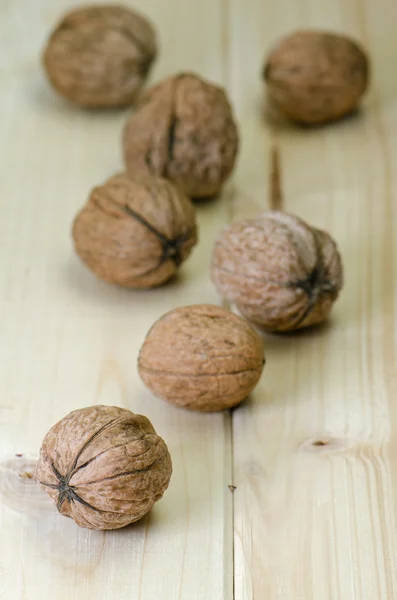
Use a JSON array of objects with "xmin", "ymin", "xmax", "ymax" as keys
[
  {"xmin": 35, "ymin": 405, "xmax": 172, "ymax": 530},
  {"xmin": 123, "ymin": 72, "xmax": 239, "ymax": 198},
  {"xmin": 138, "ymin": 304, "xmax": 265, "ymax": 412},
  {"xmin": 43, "ymin": 4, "xmax": 157, "ymax": 107},
  {"xmin": 72, "ymin": 173, "xmax": 197, "ymax": 288},
  {"xmin": 211, "ymin": 211, "xmax": 343, "ymax": 332},
  {"xmin": 264, "ymin": 30, "xmax": 369, "ymax": 124}
]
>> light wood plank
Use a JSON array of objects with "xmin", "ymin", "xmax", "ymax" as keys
[
  {"xmin": 228, "ymin": 0, "xmax": 397, "ymax": 598},
  {"xmin": 0, "ymin": 1, "xmax": 233, "ymax": 599}
]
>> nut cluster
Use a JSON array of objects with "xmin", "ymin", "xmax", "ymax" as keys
[
  {"xmin": 43, "ymin": 4, "xmax": 157, "ymax": 107},
  {"xmin": 123, "ymin": 72, "xmax": 239, "ymax": 198},
  {"xmin": 33, "ymin": 12, "xmax": 360, "ymax": 531},
  {"xmin": 211, "ymin": 211, "xmax": 343, "ymax": 332},
  {"xmin": 264, "ymin": 30, "xmax": 369, "ymax": 124},
  {"xmin": 36, "ymin": 406, "xmax": 172, "ymax": 530},
  {"xmin": 73, "ymin": 173, "xmax": 197, "ymax": 288}
]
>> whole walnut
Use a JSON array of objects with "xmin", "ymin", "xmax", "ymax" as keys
[
  {"xmin": 35, "ymin": 405, "xmax": 172, "ymax": 530},
  {"xmin": 123, "ymin": 72, "xmax": 239, "ymax": 199},
  {"xmin": 211, "ymin": 211, "xmax": 343, "ymax": 332},
  {"xmin": 72, "ymin": 173, "xmax": 197, "ymax": 288},
  {"xmin": 138, "ymin": 304, "xmax": 265, "ymax": 412},
  {"xmin": 43, "ymin": 5, "xmax": 157, "ymax": 107},
  {"xmin": 263, "ymin": 30, "xmax": 369, "ymax": 124}
]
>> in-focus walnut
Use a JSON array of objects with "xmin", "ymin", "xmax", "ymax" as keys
[
  {"xmin": 123, "ymin": 72, "xmax": 239, "ymax": 199},
  {"xmin": 72, "ymin": 173, "xmax": 197, "ymax": 288},
  {"xmin": 211, "ymin": 211, "xmax": 343, "ymax": 332},
  {"xmin": 35, "ymin": 405, "xmax": 172, "ymax": 530},
  {"xmin": 263, "ymin": 30, "xmax": 369, "ymax": 124},
  {"xmin": 138, "ymin": 304, "xmax": 265, "ymax": 412},
  {"xmin": 43, "ymin": 5, "xmax": 157, "ymax": 107}
]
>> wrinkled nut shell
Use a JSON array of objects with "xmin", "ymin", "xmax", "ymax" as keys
[
  {"xmin": 36, "ymin": 405, "xmax": 172, "ymax": 530},
  {"xmin": 43, "ymin": 4, "xmax": 157, "ymax": 107},
  {"xmin": 72, "ymin": 173, "xmax": 197, "ymax": 288},
  {"xmin": 211, "ymin": 211, "xmax": 343, "ymax": 332},
  {"xmin": 138, "ymin": 304, "xmax": 265, "ymax": 412},
  {"xmin": 123, "ymin": 72, "xmax": 239, "ymax": 198},
  {"xmin": 264, "ymin": 30, "xmax": 369, "ymax": 124}
]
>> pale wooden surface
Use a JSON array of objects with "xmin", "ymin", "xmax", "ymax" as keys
[{"xmin": 1, "ymin": 0, "xmax": 397, "ymax": 598}]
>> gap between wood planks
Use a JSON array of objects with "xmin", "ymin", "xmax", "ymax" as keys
[
  {"xmin": 220, "ymin": 0, "xmax": 238, "ymax": 597},
  {"xmin": 269, "ymin": 143, "xmax": 283, "ymax": 211},
  {"xmin": 220, "ymin": 0, "xmax": 285, "ymax": 593}
]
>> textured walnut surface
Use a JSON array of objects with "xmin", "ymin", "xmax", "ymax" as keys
[
  {"xmin": 36, "ymin": 405, "xmax": 172, "ymax": 530},
  {"xmin": 43, "ymin": 4, "xmax": 157, "ymax": 107},
  {"xmin": 138, "ymin": 304, "xmax": 265, "ymax": 411},
  {"xmin": 211, "ymin": 211, "xmax": 343, "ymax": 332},
  {"xmin": 264, "ymin": 30, "xmax": 369, "ymax": 124},
  {"xmin": 123, "ymin": 72, "xmax": 239, "ymax": 198},
  {"xmin": 73, "ymin": 173, "xmax": 197, "ymax": 288}
]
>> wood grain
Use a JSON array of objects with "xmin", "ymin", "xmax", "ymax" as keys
[
  {"xmin": 0, "ymin": 1, "xmax": 232, "ymax": 599},
  {"xmin": 229, "ymin": 0, "xmax": 397, "ymax": 598},
  {"xmin": 2, "ymin": 0, "xmax": 397, "ymax": 598}
]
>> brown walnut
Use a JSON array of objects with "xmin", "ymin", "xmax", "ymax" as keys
[
  {"xmin": 43, "ymin": 5, "xmax": 157, "ymax": 107},
  {"xmin": 263, "ymin": 30, "xmax": 369, "ymax": 124},
  {"xmin": 211, "ymin": 211, "xmax": 343, "ymax": 332},
  {"xmin": 123, "ymin": 72, "xmax": 239, "ymax": 199},
  {"xmin": 36, "ymin": 405, "xmax": 172, "ymax": 530},
  {"xmin": 138, "ymin": 304, "xmax": 265, "ymax": 412},
  {"xmin": 72, "ymin": 173, "xmax": 197, "ymax": 288}
]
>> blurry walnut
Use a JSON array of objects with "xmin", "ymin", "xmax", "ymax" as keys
[
  {"xmin": 123, "ymin": 72, "xmax": 239, "ymax": 199},
  {"xmin": 43, "ymin": 5, "xmax": 157, "ymax": 107},
  {"xmin": 72, "ymin": 173, "xmax": 197, "ymax": 288},
  {"xmin": 211, "ymin": 211, "xmax": 343, "ymax": 332},
  {"xmin": 138, "ymin": 304, "xmax": 265, "ymax": 412},
  {"xmin": 263, "ymin": 30, "xmax": 369, "ymax": 124},
  {"xmin": 36, "ymin": 405, "xmax": 172, "ymax": 530}
]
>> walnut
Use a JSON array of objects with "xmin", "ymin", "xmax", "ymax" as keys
[
  {"xmin": 211, "ymin": 211, "xmax": 343, "ymax": 332},
  {"xmin": 138, "ymin": 304, "xmax": 265, "ymax": 412},
  {"xmin": 35, "ymin": 405, "xmax": 172, "ymax": 530},
  {"xmin": 123, "ymin": 72, "xmax": 239, "ymax": 199},
  {"xmin": 43, "ymin": 5, "xmax": 157, "ymax": 107},
  {"xmin": 263, "ymin": 30, "xmax": 369, "ymax": 124},
  {"xmin": 72, "ymin": 173, "xmax": 197, "ymax": 288}
]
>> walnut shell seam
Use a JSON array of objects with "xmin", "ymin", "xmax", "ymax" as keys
[
  {"xmin": 211, "ymin": 212, "xmax": 343, "ymax": 332},
  {"xmin": 90, "ymin": 183, "xmax": 196, "ymax": 279},
  {"xmin": 37, "ymin": 412, "xmax": 168, "ymax": 518},
  {"xmin": 213, "ymin": 246, "xmax": 339, "ymax": 329}
]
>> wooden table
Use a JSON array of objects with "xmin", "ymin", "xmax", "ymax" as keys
[{"xmin": 1, "ymin": 0, "xmax": 397, "ymax": 598}]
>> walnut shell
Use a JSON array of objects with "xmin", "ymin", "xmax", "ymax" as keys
[
  {"xmin": 43, "ymin": 5, "xmax": 157, "ymax": 107},
  {"xmin": 123, "ymin": 72, "xmax": 239, "ymax": 198},
  {"xmin": 263, "ymin": 30, "xmax": 369, "ymax": 124},
  {"xmin": 138, "ymin": 304, "xmax": 265, "ymax": 412},
  {"xmin": 72, "ymin": 173, "xmax": 197, "ymax": 288},
  {"xmin": 211, "ymin": 211, "xmax": 343, "ymax": 332},
  {"xmin": 35, "ymin": 405, "xmax": 172, "ymax": 530}
]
